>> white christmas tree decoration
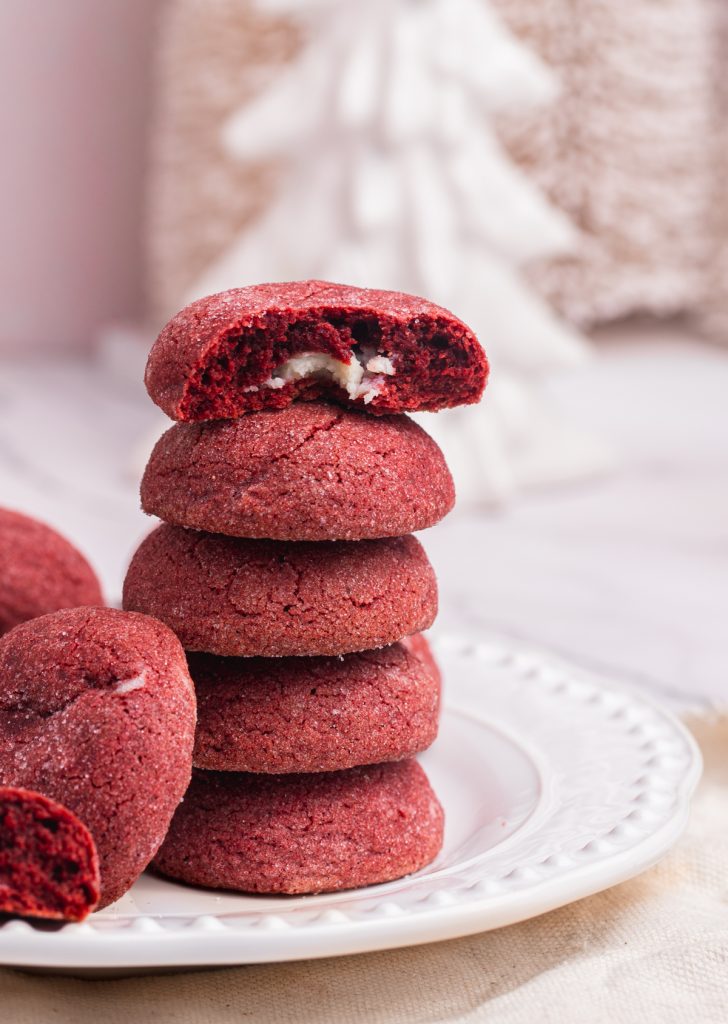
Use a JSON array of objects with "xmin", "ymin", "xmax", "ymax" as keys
[{"xmin": 188, "ymin": 0, "xmax": 611, "ymax": 502}]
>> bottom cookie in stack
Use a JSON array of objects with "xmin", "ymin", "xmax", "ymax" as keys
[
  {"xmin": 153, "ymin": 760, "xmax": 443, "ymax": 895},
  {"xmin": 153, "ymin": 636, "xmax": 444, "ymax": 894}
]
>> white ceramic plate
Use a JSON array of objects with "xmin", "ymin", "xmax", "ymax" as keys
[{"xmin": 0, "ymin": 636, "xmax": 701, "ymax": 975}]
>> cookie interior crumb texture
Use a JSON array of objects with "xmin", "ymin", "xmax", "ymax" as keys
[
  {"xmin": 145, "ymin": 280, "xmax": 488, "ymax": 421},
  {"xmin": 0, "ymin": 786, "xmax": 100, "ymax": 921}
]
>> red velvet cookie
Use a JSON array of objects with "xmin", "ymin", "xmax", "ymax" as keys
[
  {"xmin": 153, "ymin": 760, "xmax": 444, "ymax": 894},
  {"xmin": 123, "ymin": 526, "xmax": 437, "ymax": 657},
  {"xmin": 405, "ymin": 632, "xmax": 441, "ymax": 685},
  {"xmin": 0, "ymin": 787, "xmax": 100, "ymax": 922},
  {"xmin": 0, "ymin": 507, "xmax": 103, "ymax": 636},
  {"xmin": 145, "ymin": 280, "xmax": 488, "ymax": 421},
  {"xmin": 141, "ymin": 402, "xmax": 454, "ymax": 541},
  {"xmin": 190, "ymin": 633, "xmax": 441, "ymax": 774},
  {"xmin": 0, "ymin": 607, "xmax": 196, "ymax": 909}
]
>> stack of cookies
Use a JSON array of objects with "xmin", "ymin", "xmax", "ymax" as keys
[{"xmin": 123, "ymin": 281, "xmax": 488, "ymax": 894}]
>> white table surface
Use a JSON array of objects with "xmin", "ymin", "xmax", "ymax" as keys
[{"xmin": 1, "ymin": 324, "xmax": 725, "ymax": 711}]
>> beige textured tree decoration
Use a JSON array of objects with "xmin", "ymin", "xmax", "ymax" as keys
[
  {"xmin": 492, "ymin": 0, "xmax": 725, "ymax": 333},
  {"xmin": 700, "ymin": 0, "xmax": 728, "ymax": 340},
  {"xmin": 152, "ymin": 0, "xmax": 611, "ymax": 502},
  {"xmin": 147, "ymin": 0, "xmax": 300, "ymax": 322}
]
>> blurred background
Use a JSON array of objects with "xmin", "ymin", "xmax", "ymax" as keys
[{"xmin": 0, "ymin": 0, "xmax": 726, "ymax": 707}]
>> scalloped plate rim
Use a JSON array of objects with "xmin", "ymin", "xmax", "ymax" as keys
[{"xmin": 0, "ymin": 636, "xmax": 702, "ymax": 973}]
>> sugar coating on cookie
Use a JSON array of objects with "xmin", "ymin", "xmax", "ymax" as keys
[
  {"xmin": 0, "ymin": 607, "xmax": 197, "ymax": 909},
  {"xmin": 141, "ymin": 402, "xmax": 455, "ymax": 541},
  {"xmin": 123, "ymin": 526, "xmax": 438, "ymax": 658},
  {"xmin": 0, "ymin": 507, "xmax": 103, "ymax": 636},
  {"xmin": 153, "ymin": 760, "xmax": 444, "ymax": 894},
  {"xmin": 190, "ymin": 633, "xmax": 441, "ymax": 773},
  {"xmin": 0, "ymin": 787, "xmax": 100, "ymax": 921},
  {"xmin": 145, "ymin": 280, "xmax": 488, "ymax": 421},
  {"xmin": 405, "ymin": 632, "xmax": 441, "ymax": 685}
]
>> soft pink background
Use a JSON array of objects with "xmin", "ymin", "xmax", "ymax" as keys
[{"xmin": 0, "ymin": 0, "xmax": 161, "ymax": 353}]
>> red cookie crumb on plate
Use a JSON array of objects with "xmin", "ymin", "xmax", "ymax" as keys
[
  {"xmin": 0, "ymin": 507, "xmax": 103, "ymax": 636},
  {"xmin": 0, "ymin": 787, "xmax": 100, "ymax": 922},
  {"xmin": 145, "ymin": 280, "xmax": 488, "ymax": 421},
  {"xmin": 141, "ymin": 401, "xmax": 455, "ymax": 541},
  {"xmin": 153, "ymin": 760, "xmax": 444, "ymax": 895},
  {"xmin": 123, "ymin": 526, "xmax": 438, "ymax": 658}
]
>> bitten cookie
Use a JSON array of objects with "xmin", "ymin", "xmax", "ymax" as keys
[
  {"xmin": 141, "ymin": 402, "xmax": 454, "ymax": 541},
  {"xmin": 0, "ymin": 786, "xmax": 100, "ymax": 925},
  {"xmin": 153, "ymin": 760, "xmax": 444, "ymax": 894},
  {"xmin": 145, "ymin": 280, "xmax": 488, "ymax": 421},
  {"xmin": 123, "ymin": 526, "xmax": 437, "ymax": 657},
  {"xmin": 0, "ymin": 607, "xmax": 197, "ymax": 909},
  {"xmin": 190, "ymin": 634, "xmax": 441, "ymax": 773},
  {"xmin": 0, "ymin": 787, "xmax": 100, "ymax": 921},
  {"xmin": 0, "ymin": 507, "xmax": 103, "ymax": 636}
]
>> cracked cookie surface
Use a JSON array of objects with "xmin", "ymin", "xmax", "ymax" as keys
[
  {"xmin": 122, "ymin": 526, "xmax": 437, "ymax": 657},
  {"xmin": 153, "ymin": 760, "xmax": 444, "ymax": 894},
  {"xmin": 190, "ymin": 633, "xmax": 441, "ymax": 773},
  {"xmin": 141, "ymin": 402, "xmax": 454, "ymax": 541}
]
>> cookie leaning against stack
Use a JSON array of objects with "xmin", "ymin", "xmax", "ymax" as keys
[{"xmin": 123, "ymin": 280, "xmax": 488, "ymax": 895}]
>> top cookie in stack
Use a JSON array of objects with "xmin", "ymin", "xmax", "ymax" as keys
[
  {"xmin": 144, "ymin": 279, "xmax": 488, "ymax": 422},
  {"xmin": 123, "ymin": 280, "xmax": 487, "ymax": 896}
]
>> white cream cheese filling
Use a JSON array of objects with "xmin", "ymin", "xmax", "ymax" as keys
[
  {"xmin": 114, "ymin": 674, "xmax": 146, "ymax": 694},
  {"xmin": 264, "ymin": 349, "xmax": 395, "ymax": 404}
]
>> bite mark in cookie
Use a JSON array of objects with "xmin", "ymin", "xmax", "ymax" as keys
[
  {"xmin": 145, "ymin": 280, "xmax": 488, "ymax": 421},
  {"xmin": 0, "ymin": 787, "xmax": 100, "ymax": 921}
]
